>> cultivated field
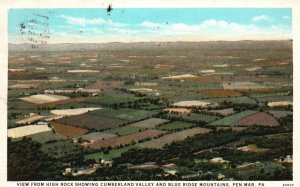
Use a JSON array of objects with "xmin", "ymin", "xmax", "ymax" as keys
[
  {"xmin": 13, "ymin": 131, "xmax": 65, "ymax": 143},
  {"xmin": 85, "ymin": 80, "xmax": 124, "ymax": 91},
  {"xmin": 209, "ymin": 110, "xmax": 258, "ymax": 127},
  {"xmin": 104, "ymin": 126, "xmax": 143, "ymax": 136},
  {"xmin": 161, "ymin": 74, "xmax": 199, "ymax": 80},
  {"xmin": 208, "ymin": 108, "xmax": 235, "ymax": 116},
  {"xmin": 157, "ymin": 121, "xmax": 195, "ymax": 131},
  {"xmin": 49, "ymin": 121, "xmax": 88, "ymax": 138},
  {"xmin": 233, "ymin": 112, "xmax": 279, "ymax": 127},
  {"xmin": 20, "ymin": 94, "xmax": 70, "ymax": 104},
  {"xmin": 89, "ymin": 129, "xmax": 165, "ymax": 149},
  {"xmin": 172, "ymin": 100, "xmax": 211, "ymax": 107},
  {"xmin": 201, "ymin": 89, "xmax": 242, "ymax": 98},
  {"xmin": 129, "ymin": 118, "xmax": 170, "ymax": 128},
  {"xmin": 73, "ymin": 132, "xmax": 118, "ymax": 142},
  {"xmin": 50, "ymin": 107, "xmax": 101, "ymax": 116},
  {"xmin": 268, "ymin": 110, "xmax": 293, "ymax": 119},
  {"xmin": 90, "ymin": 108, "xmax": 158, "ymax": 122},
  {"xmin": 15, "ymin": 115, "xmax": 46, "ymax": 125},
  {"xmin": 8, "ymin": 125, "xmax": 52, "ymax": 138},
  {"xmin": 9, "ymin": 84, "xmax": 37, "ymax": 89},
  {"xmin": 138, "ymin": 127, "xmax": 212, "ymax": 149},
  {"xmin": 57, "ymin": 113, "xmax": 125, "ymax": 130}
]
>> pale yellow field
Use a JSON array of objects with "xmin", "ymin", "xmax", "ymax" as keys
[
  {"xmin": 50, "ymin": 107, "xmax": 101, "ymax": 116},
  {"xmin": 20, "ymin": 94, "xmax": 70, "ymax": 104},
  {"xmin": 172, "ymin": 100, "xmax": 211, "ymax": 107},
  {"xmin": 8, "ymin": 125, "xmax": 52, "ymax": 138}
]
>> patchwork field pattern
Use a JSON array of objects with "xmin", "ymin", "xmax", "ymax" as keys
[
  {"xmin": 89, "ymin": 129, "xmax": 165, "ymax": 149},
  {"xmin": 209, "ymin": 110, "xmax": 258, "ymax": 127},
  {"xmin": 138, "ymin": 127, "xmax": 212, "ymax": 149},
  {"xmin": 129, "ymin": 118, "xmax": 170, "ymax": 128}
]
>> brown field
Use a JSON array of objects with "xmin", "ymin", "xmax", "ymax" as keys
[
  {"xmin": 49, "ymin": 121, "xmax": 88, "ymax": 138},
  {"xmin": 201, "ymin": 89, "xmax": 242, "ymax": 98},
  {"xmin": 89, "ymin": 129, "xmax": 165, "ymax": 149},
  {"xmin": 138, "ymin": 127, "xmax": 212, "ymax": 149},
  {"xmin": 57, "ymin": 113, "xmax": 126, "ymax": 130},
  {"xmin": 233, "ymin": 112, "xmax": 279, "ymax": 127},
  {"xmin": 85, "ymin": 80, "xmax": 124, "ymax": 91}
]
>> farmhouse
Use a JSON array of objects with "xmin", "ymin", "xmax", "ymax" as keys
[{"xmin": 210, "ymin": 157, "xmax": 229, "ymax": 164}]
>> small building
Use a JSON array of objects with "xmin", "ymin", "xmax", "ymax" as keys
[
  {"xmin": 101, "ymin": 159, "xmax": 113, "ymax": 167},
  {"xmin": 210, "ymin": 157, "xmax": 230, "ymax": 164}
]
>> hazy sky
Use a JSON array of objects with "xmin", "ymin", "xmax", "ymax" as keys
[{"xmin": 8, "ymin": 8, "xmax": 292, "ymax": 43}]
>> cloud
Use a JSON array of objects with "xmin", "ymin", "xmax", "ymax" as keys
[
  {"xmin": 282, "ymin": 16, "xmax": 290, "ymax": 19},
  {"xmin": 138, "ymin": 19, "xmax": 291, "ymax": 41},
  {"xmin": 252, "ymin": 15, "xmax": 274, "ymax": 22},
  {"xmin": 60, "ymin": 15, "xmax": 128, "ymax": 27}
]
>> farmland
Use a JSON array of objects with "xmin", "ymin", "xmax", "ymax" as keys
[
  {"xmin": 157, "ymin": 121, "xmax": 195, "ymax": 131},
  {"xmin": 138, "ymin": 127, "xmax": 212, "ymax": 149},
  {"xmin": 8, "ymin": 40, "xmax": 293, "ymax": 181},
  {"xmin": 89, "ymin": 129, "xmax": 165, "ymax": 149},
  {"xmin": 56, "ymin": 113, "xmax": 126, "ymax": 130},
  {"xmin": 209, "ymin": 110, "xmax": 258, "ymax": 127},
  {"xmin": 49, "ymin": 121, "xmax": 89, "ymax": 138},
  {"xmin": 129, "ymin": 118, "xmax": 170, "ymax": 128},
  {"xmin": 104, "ymin": 126, "xmax": 143, "ymax": 136}
]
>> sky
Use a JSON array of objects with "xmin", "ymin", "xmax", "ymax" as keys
[{"xmin": 8, "ymin": 8, "xmax": 292, "ymax": 44}]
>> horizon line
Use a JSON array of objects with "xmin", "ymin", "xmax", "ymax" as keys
[{"xmin": 8, "ymin": 39, "xmax": 293, "ymax": 45}]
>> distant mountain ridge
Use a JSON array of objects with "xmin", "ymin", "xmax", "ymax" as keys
[{"xmin": 9, "ymin": 40, "xmax": 292, "ymax": 52}]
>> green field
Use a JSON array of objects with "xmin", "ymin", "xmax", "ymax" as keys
[
  {"xmin": 164, "ymin": 113, "xmax": 220, "ymax": 123},
  {"xmin": 13, "ymin": 131, "xmax": 65, "ymax": 144},
  {"xmin": 84, "ymin": 145, "xmax": 137, "ymax": 161},
  {"xmin": 85, "ymin": 95, "xmax": 139, "ymax": 106},
  {"xmin": 90, "ymin": 108, "xmax": 158, "ymax": 122},
  {"xmin": 104, "ymin": 126, "xmax": 143, "ymax": 136},
  {"xmin": 209, "ymin": 110, "xmax": 258, "ymax": 127},
  {"xmin": 209, "ymin": 96, "xmax": 257, "ymax": 104},
  {"xmin": 158, "ymin": 121, "xmax": 195, "ymax": 131}
]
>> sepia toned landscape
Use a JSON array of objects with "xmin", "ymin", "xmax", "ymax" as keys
[{"xmin": 7, "ymin": 8, "xmax": 293, "ymax": 181}]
